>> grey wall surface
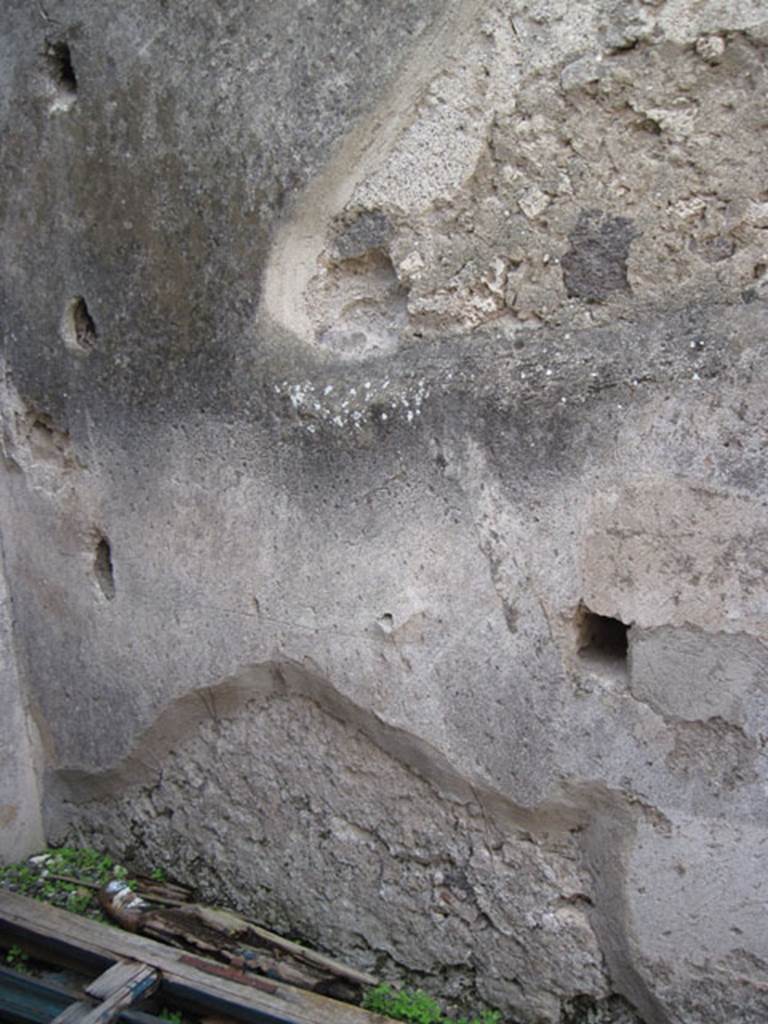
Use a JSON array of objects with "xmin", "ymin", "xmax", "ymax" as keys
[
  {"xmin": 2, "ymin": 2, "xmax": 768, "ymax": 1022},
  {"xmin": 0, "ymin": 537, "xmax": 43, "ymax": 863}
]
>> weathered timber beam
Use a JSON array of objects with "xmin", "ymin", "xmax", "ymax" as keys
[{"xmin": 0, "ymin": 893, "xmax": 387, "ymax": 1024}]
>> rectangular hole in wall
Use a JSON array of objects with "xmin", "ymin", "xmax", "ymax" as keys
[{"xmin": 575, "ymin": 603, "xmax": 629, "ymax": 675}]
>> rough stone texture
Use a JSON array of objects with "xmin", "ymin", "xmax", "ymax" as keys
[
  {"xmin": 59, "ymin": 671, "xmax": 608, "ymax": 1022},
  {"xmin": 2, "ymin": 1, "xmax": 768, "ymax": 1022},
  {"xmin": 561, "ymin": 212, "xmax": 637, "ymax": 302}
]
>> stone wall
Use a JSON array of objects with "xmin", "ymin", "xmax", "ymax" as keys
[{"xmin": 2, "ymin": 2, "xmax": 768, "ymax": 1022}]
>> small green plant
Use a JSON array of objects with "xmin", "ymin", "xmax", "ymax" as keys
[
  {"xmin": 66, "ymin": 889, "xmax": 93, "ymax": 915},
  {"xmin": 5, "ymin": 945, "xmax": 29, "ymax": 972},
  {"xmin": 362, "ymin": 983, "xmax": 500, "ymax": 1024},
  {"xmin": 0, "ymin": 845, "xmax": 146, "ymax": 921},
  {"xmin": 14, "ymin": 867, "xmax": 37, "ymax": 893},
  {"xmin": 150, "ymin": 867, "xmax": 166, "ymax": 882},
  {"xmin": 158, "ymin": 1010, "xmax": 183, "ymax": 1024},
  {"xmin": 363, "ymin": 985, "xmax": 443, "ymax": 1024},
  {"xmin": 44, "ymin": 846, "xmax": 115, "ymax": 889}
]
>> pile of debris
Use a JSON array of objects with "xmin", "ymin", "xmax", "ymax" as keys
[
  {"xmin": 0, "ymin": 847, "xmax": 379, "ymax": 1007},
  {"xmin": 98, "ymin": 876, "xmax": 376, "ymax": 999}
]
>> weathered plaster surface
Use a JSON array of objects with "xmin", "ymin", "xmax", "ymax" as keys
[
  {"xmin": 2, "ymin": 1, "xmax": 768, "ymax": 1022},
  {"xmin": 0, "ymin": 525, "xmax": 44, "ymax": 862}
]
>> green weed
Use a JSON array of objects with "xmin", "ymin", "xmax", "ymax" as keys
[
  {"xmin": 0, "ymin": 845, "xmax": 152, "ymax": 920},
  {"xmin": 66, "ymin": 889, "xmax": 93, "ymax": 915},
  {"xmin": 158, "ymin": 1010, "xmax": 183, "ymax": 1024},
  {"xmin": 362, "ymin": 983, "xmax": 500, "ymax": 1024},
  {"xmin": 5, "ymin": 945, "xmax": 29, "ymax": 973}
]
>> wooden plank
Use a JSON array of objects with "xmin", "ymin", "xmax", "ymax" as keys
[
  {"xmin": 0, "ymin": 893, "xmax": 387, "ymax": 1024},
  {"xmin": 0, "ymin": 965, "xmax": 161, "ymax": 1024},
  {"xmin": 0, "ymin": 964, "xmax": 76, "ymax": 1024},
  {"xmin": 79, "ymin": 963, "xmax": 158, "ymax": 1024},
  {"xmin": 180, "ymin": 905, "xmax": 378, "ymax": 986},
  {"xmin": 242, "ymin": 917, "xmax": 379, "ymax": 988},
  {"xmin": 49, "ymin": 1003, "xmax": 91, "ymax": 1024},
  {"xmin": 86, "ymin": 961, "xmax": 156, "ymax": 1000},
  {"xmin": 136, "ymin": 908, "xmax": 327, "ymax": 991},
  {"xmin": 177, "ymin": 955, "xmax": 279, "ymax": 994},
  {"xmin": 52, "ymin": 962, "xmax": 158, "ymax": 1024}
]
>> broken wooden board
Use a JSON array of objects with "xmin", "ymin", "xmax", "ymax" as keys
[
  {"xmin": 182, "ymin": 905, "xmax": 379, "ymax": 984},
  {"xmin": 138, "ymin": 904, "xmax": 359, "ymax": 994},
  {"xmin": 0, "ymin": 964, "xmax": 160, "ymax": 1024},
  {"xmin": 98, "ymin": 883, "xmax": 377, "ymax": 992},
  {"xmin": 85, "ymin": 961, "xmax": 155, "ymax": 1001},
  {"xmin": 50, "ymin": 961, "xmax": 158, "ymax": 1024},
  {"xmin": 0, "ymin": 892, "xmax": 388, "ymax": 1024}
]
